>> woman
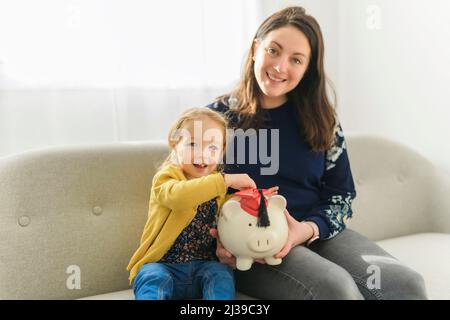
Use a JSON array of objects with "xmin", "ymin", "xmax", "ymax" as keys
[{"xmin": 207, "ymin": 6, "xmax": 427, "ymax": 299}]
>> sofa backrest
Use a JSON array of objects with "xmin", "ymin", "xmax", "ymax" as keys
[
  {"xmin": 346, "ymin": 135, "xmax": 436, "ymax": 241},
  {"xmin": 0, "ymin": 135, "xmax": 438, "ymax": 299},
  {"xmin": 0, "ymin": 142, "xmax": 169, "ymax": 299}
]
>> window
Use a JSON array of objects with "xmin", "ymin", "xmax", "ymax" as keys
[{"xmin": 0, "ymin": 0, "xmax": 260, "ymax": 88}]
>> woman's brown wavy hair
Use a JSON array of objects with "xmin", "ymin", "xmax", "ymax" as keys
[{"xmin": 217, "ymin": 6, "xmax": 336, "ymax": 152}]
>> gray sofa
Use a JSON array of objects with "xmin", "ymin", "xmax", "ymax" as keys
[{"xmin": 1, "ymin": 135, "xmax": 449, "ymax": 300}]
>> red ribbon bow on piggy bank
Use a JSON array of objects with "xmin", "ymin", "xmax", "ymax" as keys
[{"xmin": 234, "ymin": 188, "xmax": 274, "ymax": 227}]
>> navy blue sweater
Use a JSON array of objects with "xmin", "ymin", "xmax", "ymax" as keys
[{"xmin": 207, "ymin": 99, "xmax": 356, "ymax": 240}]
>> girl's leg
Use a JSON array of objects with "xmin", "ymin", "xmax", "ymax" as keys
[
  {"xmin": 196, "ymin": 261, "xmax": 235, "ymax": 300},
  {"xmin": 133, "ymin": 263, "xmax": 174, "ymax": 300},
  {"xmin": 309, "ymin": 228, "xmax": 428, "ymax": 300}
]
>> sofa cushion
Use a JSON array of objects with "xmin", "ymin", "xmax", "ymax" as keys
[
  {"xmin": 80, "ymin": 289, "xmax": 255, "ymax": 300},
  {"xmin": 80, "ymin": 289, "xmax": 134, "ymax": 300},
  {"xmin": 376, "ymin": 233, "xmax": 450, "ymax": 300}
]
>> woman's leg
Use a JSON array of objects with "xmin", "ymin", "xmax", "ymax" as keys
[
  {"xmin": 309, "ymin": 229, "xmax": 428, "ymax": 300},
  {"xmin": 234, "ymin": 245, "xmax": 364, "ymax": 300},
  {"xmin": 133, "ymin": 263, "xmax": 174, "ymax": 300},
  {"xmin": 196, "ymin": 261, "xmax": 235, "ymax": 300}
]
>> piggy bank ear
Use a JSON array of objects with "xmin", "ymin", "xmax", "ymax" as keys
[
  {"xmin": 220, "ymin": 200, "xmax": 241, "ymax": 222},
  {"xmin": 268, "ymin": 195, "xmax": 287, "ymax": 212}
]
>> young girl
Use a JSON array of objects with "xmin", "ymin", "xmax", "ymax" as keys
[{"xmin": 126, "ymin": 108, "xmax": 258, "ymax": 300}]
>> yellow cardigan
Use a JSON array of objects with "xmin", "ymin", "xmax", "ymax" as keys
[{"xmin": 127, "ymin": 164, "xmax": 231, "ymax": 284}]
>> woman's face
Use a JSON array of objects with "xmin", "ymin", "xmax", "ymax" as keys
[{"xmin": 253, "ymin": 26, "xmax": 311, "ymax": 108}]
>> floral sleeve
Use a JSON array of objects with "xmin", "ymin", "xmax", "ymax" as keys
[{"xmin": 303, "ymin": 118, "xmax": 357, "ymax": 240}]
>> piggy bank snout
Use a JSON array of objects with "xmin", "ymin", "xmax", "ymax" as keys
[{"xmin": 247, "ymin": 231, "xmax": 277, "ymax": 253}]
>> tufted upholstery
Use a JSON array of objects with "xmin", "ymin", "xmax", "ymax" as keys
[{"xmin": 0, "ymin": 136, "xmax": 449, "ymax": 299}]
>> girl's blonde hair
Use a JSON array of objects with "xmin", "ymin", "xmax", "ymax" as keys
[{"xmin": 159, "ymin": 108, "xmax": 229, "ymax": 171}]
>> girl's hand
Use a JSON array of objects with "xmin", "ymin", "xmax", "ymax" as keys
[
  {"xmin": 210, "ymin": 228, "xmax": 236, "ymax": 269},
  {"xmin": 224, "ymin": 173, "xmax": 256, "ymax": 190},
  {"xmin": 274, "ymin": 209, "xmax": 314, "ymax": 259}
]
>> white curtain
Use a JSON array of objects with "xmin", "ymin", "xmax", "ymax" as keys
[{"xmin": 0, "ymin": 0, "xmax": 262, "ymax": 157}]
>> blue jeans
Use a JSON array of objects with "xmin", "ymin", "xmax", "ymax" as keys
[{"xmin": 133, "ymin": 260, "xmax": 235, "ymax": 300}]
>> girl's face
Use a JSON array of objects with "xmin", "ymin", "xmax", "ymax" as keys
[
  {"xmin": 253, "ymin": 26, "xmax": 311, "ymax": 108},
  {"xmin": 173, "ymin": 116, "xmax": 225, "ymax": 180}
]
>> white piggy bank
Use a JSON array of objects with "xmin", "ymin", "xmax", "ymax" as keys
[{"xmin": 217, "ymin": 194, "xmax": 288, "ymax": 271}]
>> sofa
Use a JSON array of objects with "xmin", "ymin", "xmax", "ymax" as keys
[{"xmin": 1, "ymin": 135, "xmax": 449, "ymax": 300}]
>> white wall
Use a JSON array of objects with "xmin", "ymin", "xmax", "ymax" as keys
[{"xmin": 336, "ymin": 0, "xmax": 450, "ymax": 174}]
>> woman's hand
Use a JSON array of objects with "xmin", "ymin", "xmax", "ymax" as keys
[
  {"xmin": 223, "ymin": 173, "xmax": 256, "ymax": 190},
  {"xmin": 274, "ymin": 209, "xmax": 315, "ymax": 259},
  {"xmin": 264, "ymin": 186, "xmax": 279, "ymax": 197},
  {"xmin": 210, "ymin": 228, "xmax": 237, "ymax": 269},
  {"xmin": 210, "ymin": 228, "xmax": 266, "ymax": 268}
]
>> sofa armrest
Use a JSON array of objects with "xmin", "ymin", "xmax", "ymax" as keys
[{"xmin": 430, "ymin": 170, "xmax": 450, "ymax": 233}]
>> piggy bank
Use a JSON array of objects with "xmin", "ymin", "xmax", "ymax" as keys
[{"xmin": 217, "ymin": 189, "xmax": 288, "ymax": 271}]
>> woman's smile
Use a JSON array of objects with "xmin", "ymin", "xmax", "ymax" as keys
[{"xmin": 266, "ymin": 72, "xmax": 287, "ymax": 83}]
